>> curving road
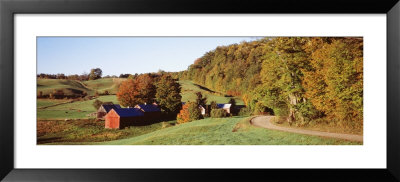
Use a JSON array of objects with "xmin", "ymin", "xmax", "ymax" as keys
[{"xmin": 251, "ymin": 116, "xmax": 363, "ymax": 142}]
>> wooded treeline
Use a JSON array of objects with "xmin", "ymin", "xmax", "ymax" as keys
[{"xmin": 175, "ymin": 37, "xmax": 363, "ymax": 130}]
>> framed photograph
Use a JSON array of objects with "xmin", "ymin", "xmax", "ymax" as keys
[{"xmin": 1, "ymin": 0, "xmax": 399, "ymax": 181}]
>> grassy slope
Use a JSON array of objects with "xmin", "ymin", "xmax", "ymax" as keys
[
  {"xmin": 95, "ymin": 117, "xmax": 360, "ymax": 145},
  {"xmin": 37, "ymin": 79, "xmax": 93, "ymax": 95},
  {"xmin": 37, "ymin": 95, "xmax": 119, "ymax": 119},
  {"xmin": 37, "ymin": 78, "xmax": 125, "ymax": 96},
  {"xmin": 179, "ymin": 80, "xmax": 244, "ymax": 105},
  {"xmin": 83, "ymin": 78, "xmax": 125, "ymax": 95},
  {"xmin": 37, "ymin": 99, "xmax": 72, "ymax": 108},
  {"xmin": 37, "ymin": 78, "xmax": 124, "ymax": 119},
  {"xmin": 38, "ymin": 119, "xmax": 176, "ymax": 144}
]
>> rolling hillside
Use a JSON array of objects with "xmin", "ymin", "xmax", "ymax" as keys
[
  {"xmin": 37, "ymin": 79, "xmax": 92, "ymax": 96},
  {"xmin": 37, "ymin": 78, "xmax": 361, "ymax": 145},
  {"xmin": 37, "ymin": 78, "xmax": 244, "ymax": 120},
  {"xmin": 179, "ymin": 80, "xmax": 244, "ymax": 105},
  {"xmin": 83, "ymin": 78, "xmax": 125, "ymax": 95},
  {"xmin": 37, "ymin": 78, "xmax": 125, "ymax": 97},
  {"xmin": 90, "ymin": 117, "xmax": 360, "ymax": 145},
  {"xmin": 37, "ymin": 95, "xmax": 119, "ymax": 119}
]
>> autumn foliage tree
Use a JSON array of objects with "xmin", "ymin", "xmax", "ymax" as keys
[
  {"xmin": 136, "ymin": 74, "xmax": 156, "ymax": 104},
  {"xmin": 116, "ymin": 74, "xmax": 156, "ymax": 107},
  {"xmin": 178, "ymin": 37, "xmax": 363, "ymax": 131},
  {"xmin": 155, "ymin": 75, "xmax": 182, "ymax": 114},
  {"xmin": 256, "ymin": 37, "xmax": 314, "ymax": 124},
  {"xmin": 302, "ymin": 37, "xmax": 363, "ymax": 129},
  {"xmin": 177, "ymin": 102, "xmax": 202, "ymax": 124},
  {"xmin": 177, "ymin": 103, "xmax": 190, "ymax": 124}
]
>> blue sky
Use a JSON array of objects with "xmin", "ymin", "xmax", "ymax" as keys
[{"xmin": 37, "ymin": 37, "xmax": 262, "ymax": 76}]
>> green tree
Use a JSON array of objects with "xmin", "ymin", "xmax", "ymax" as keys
[
  {"xmin": 89, "ymin": 68, "xmax": 102, "ymax": 80},
  {"xmin": 195, "ymin": 92, "xmax": 207, "ymax": 107},
  {"xmin": 93, "ymin": 99, "xmax": 103, "ymax": 110},
  {"xmin": 188, "ymin": 102, "xmax": 203, "ymax": 121},
  {"xmin": 210, "ymin": 101, "xmax": 218, "ymax": 110},
  {"xmin": 257, "ymin": 37, "xmax": 314, "ymax": 124},
  {"xmin": 228, "ymin": 98, "xmax": 236, "ymax": 114},
  {"xmin": 155, "ymin": 75, "xmax": 182, "ymax": 114}
]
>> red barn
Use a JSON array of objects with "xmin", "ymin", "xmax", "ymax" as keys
[{"xmin": 105, "ymin": 108, "xmax": 144, "ymax": 129}]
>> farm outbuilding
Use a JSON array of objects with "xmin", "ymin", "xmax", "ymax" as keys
[
  {"xmin": 105, "ymin": 108, "xmax": 144, "ymax": 129},
  {"xmin": 97, "ymin": 103, "xmax": 121, "ymax": 119},
  {"xmin": 181, "ymin": 102, "xmax": 206, "ymax": 115},
  {"xmin": 217, "ymin": 104, "xmax": 232, "ymax": 114},
  {"xmin": 199, "ymin": 105, "xmax": 206, "ymax": 115},
  {"xmin": 134, "ymin": 103, "xmax": 162, "ymax": 122}
]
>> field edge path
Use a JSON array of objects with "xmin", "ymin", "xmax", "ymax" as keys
[{"xmin": 251, "ymin": 116, "xmax": 363, "ymax": 142}]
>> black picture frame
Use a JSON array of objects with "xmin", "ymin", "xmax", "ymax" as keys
[{"xmin": 1, "ymin": 0, "xmax": 399, "ymax": 181}]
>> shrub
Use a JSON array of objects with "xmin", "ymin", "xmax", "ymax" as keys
[
  {"xmin": 51, "ymin": 89, "xmax": 65, "ymax": 99},
  {"xmin": 37, "ymin": 91, "xmax": 43, "ymax": 98},
  {"xmin": 238, "ymin": 107, "xmax": 252, "ymax": 116},
  {"xmin": 95, "ymin": 91, "xmax": 99, "ymax": 97},
  {"xmin": 210, "ymin": 101, "xmax": 218, "ymax": 110},
  {"xmin": 210, "ymin": 109, "xmax": 227, "ymax": 118}
]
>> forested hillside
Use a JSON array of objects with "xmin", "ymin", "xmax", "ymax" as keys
[{"xmin": 176, "ymin": 37, "xmax": 363, "ymax": 131}]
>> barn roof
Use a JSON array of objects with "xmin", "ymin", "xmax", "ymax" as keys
[
  {"xmin": 217, "ymin": 104, "xmax": 231, "ymax": 109},
  {"xmin": 113, "ymin": 108, "xmax": 144, "ymax": 117},
  {"xmin": 101, "ymin": 104, "xmax": 121, "ymax": 112},
  {"xmin": 136, "ymin": 104, "xmax": 161, "ymax": 112}
]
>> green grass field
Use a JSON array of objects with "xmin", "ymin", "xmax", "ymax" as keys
[
  {"xmin": 37, "ymin": 78, "xmax": 123, "ymax": 119},
  {"xmin": 37, "ymin": 79, "xmax": 93, "ymax": 96},
  {"xmin": 37, "ymin": 99, "xmax": 72, "ymax": 108},
  {"xmin": 37, "ymin": 95, "xmax": 119, "ymax": 119},
  {"xmin": 179, "ymin": 80, "xmax": 244, "ymax": 105},
  {"xmin": 37, "ymin": 119, "xmax": 176, "ymax": 144},
  {"xmin": 83, "ymin": 78, "xmax": 125, "ymax": 95},
  {"xmin": 37, "ymin": 78, "xmax": 125, "ymax": 97},
  {"xmin": 59, "ymin": 117, "xmax": 360, "ymax": 145}
]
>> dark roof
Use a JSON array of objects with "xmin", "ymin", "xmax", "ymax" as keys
[
  {"xmin": 136, "ymin": 104, "xmax": 161, "ymax": 112},
  {"xmin": 113, "ymin": 108, "xmax": 144, "ymax": 117},
  {"xmin": 102, "ymin": 104, "xmax": 121, "ymax": 112},
  {"xmin": 217, "ymin": 104, "xmax": 231, "ymax": 109}
]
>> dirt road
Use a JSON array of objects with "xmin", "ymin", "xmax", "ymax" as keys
[{"xmin": 251, "ymin": 116, "xmax": 363, "ymax": 142}]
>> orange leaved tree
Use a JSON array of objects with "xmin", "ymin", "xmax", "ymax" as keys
[
  {"xmin": 176, "ymin": 102, "xmax": 202, "ymax": 124},
  {"xmin": 116, "ymin": 74, "xmax": 156, "ymax": 107}
]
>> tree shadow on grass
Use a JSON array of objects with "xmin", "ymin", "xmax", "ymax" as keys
[{"xmin": 37, "ymin": 137, "xmax": 62, "ymax": 144}]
